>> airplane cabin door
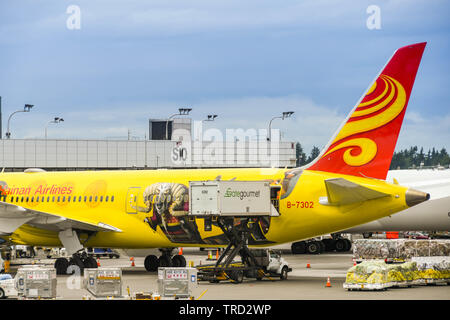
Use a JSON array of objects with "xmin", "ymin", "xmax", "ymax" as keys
[{"xmin": 126, "ymin": 187, "xmax": 141, "ymax": 214}]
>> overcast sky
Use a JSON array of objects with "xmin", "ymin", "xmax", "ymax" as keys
[{"xmin": 0, "ymin": 0, "xmax": 448, "ymax": 154}]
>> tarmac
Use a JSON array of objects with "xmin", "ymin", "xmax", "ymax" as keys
[{"xmin": 6, "ymin": 249, "xmax": 450, "ymax": 300}]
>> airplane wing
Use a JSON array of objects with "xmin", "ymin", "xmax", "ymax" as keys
[
  {"xmin": 321, "ymin": 178, "xmax": 390, "ymax": 206},
  {"xmin": 0, "ymin": 201, "xmax": 122, "ymax": 235}
]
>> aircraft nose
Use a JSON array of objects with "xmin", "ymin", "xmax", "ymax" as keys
[{"xmin": 405, "ymin": 188, "xmax": 430, "ymax": 207}]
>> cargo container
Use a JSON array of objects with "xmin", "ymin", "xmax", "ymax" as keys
[{"xmin": 189, "ymin": 181, "xmax": 278, "ymax": 216}]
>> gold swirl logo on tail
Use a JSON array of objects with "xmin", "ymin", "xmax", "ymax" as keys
[{"xmin": 323, "ymin": 74, "xmax": 406, "ymax": 167}]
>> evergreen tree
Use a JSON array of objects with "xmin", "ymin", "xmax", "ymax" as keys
[
  {"xmin": 295, "ymin": 142, "xmax": 307, "ymax": 167},
  {"xmin": 390, "ymin": 146, "xmax": 450, "ymax": 169},
  {"xmin": 306, "ymin": 146, "xmax": 321, "ymax": 164}
]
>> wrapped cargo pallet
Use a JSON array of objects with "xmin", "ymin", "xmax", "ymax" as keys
[
  {"xmin": 345, "ymin": 257, "xmax": 450, "ymax": 291},
  {"xmin": 385, "ymin": 262, "xmax": 419, "ymax": 287},
  {"xmin": 353, "ymin": 239, "xmax": 450, "ymax": 260},
  {"xmin": 412, "ymin": 256, "xmax": 450, "ymax": 285},
  {"xmin": 344, "ymin": 260, "xmax": 390, "ymax": 290}
]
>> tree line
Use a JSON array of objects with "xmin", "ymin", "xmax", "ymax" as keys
[{"xmin": 295, "ymin": 143, "xmax": 450, "ymax": 169}]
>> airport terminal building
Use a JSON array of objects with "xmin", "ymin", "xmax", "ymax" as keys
[{"xmin": 0, "ymin": 118, "xmax": 297, "ymax": 171}]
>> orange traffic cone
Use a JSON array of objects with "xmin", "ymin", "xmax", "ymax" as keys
[
  {"xmin": 215, "ymin": 249, "xmax": 219, "ymax": 260},
  {"xmin": 97, "ymin": 258, "xmax": 101, "ymax": 267},
  {"xmin": 178, "ymin": 247, "xmax": 183, "ymax": 255},
  {"xmin": 131, "ymin": 257, "xmax": 135, "ymax": 267},
  {"xmin": 306, "ymin": 261, "xmax": 311, "ymax": 268},
  {"xmin": 325, "ymin": 277, "xmax": 332, "ymax": 287}
]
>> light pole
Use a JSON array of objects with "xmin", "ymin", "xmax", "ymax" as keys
[
  {"xmin": 165, "ymin": 108, "xmax": 192, "ymax": 140},
  {"xmin": 203, "ymin": 114, "xmax": 218, "ymax": 123},
  {"xmin": 45, "ymin": 117, "xmax": 64, "ymax": 139},
  {"xmin": 6, "ymin": 104, "xmax": 34, "ymax": 139},
  {"xmin": 268, "ymin": 111, "xmax": 294, "ymax": 141}
]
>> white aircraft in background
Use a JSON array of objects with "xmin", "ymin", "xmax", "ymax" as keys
[
  {"xmin": 345, "ymin": 168, "xmax": 450, "ymax": 233},
  {"xmin": 286, "ymin": 168, "xmax": 450, "ymax": 254}
]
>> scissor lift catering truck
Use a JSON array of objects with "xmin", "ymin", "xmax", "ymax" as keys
[{"xmin": 189, "ymin": 181, "xmax": 291, "ymax": 283}]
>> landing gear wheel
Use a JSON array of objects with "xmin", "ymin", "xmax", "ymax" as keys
[
  {"xmin": 144, "ymin": 255, "xmax": 159, "ymax": 272},
  {"xmin": 158, "ymin": 255, "xmax": 172, "ymax": 267},
  {"xmin": 83, "ymin": 256, "xmax": 97, "ymax": 269},
  {"xmin": 55, "ymin": 258, "xmax": 69, "ymax": 275},
  {"xmin": 68, "ymin": 256, "xmax": 84, "ymax": 274},
  {"xmin": 172, "ymin": 255, "xmax": 186, "ymax": 267}
]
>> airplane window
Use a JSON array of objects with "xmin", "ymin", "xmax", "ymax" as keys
[
  {"xmin": 84, "ymin": 196, "xmax": 87, "ymax": 202},
  {"xmin": 10, "ymin": 196, "xmax": 13, "ymax": 203},
  {"xmin": 68, "ymin": 196, "xmax": 71, "ymax": 202},
  {"xmin": 21, "ymin": 196, "xmax": 24, "ymax": 202},
  {"xmin": 41, "ymin": 196, "xmax": 44, "ymax": 202},
  {"xmin": 95, "ymin": 196, "xmax": 98, "ymax": 202},
  {"xmin": 111, "ymin": 195, "xmax": 115, "ymax": 202},
  {"xmin": 57, "ymin": 196, "xmax": 60, "ymax": 202},
  {"xmin": 31, "ymin": 197, "xmax": 34, "ymax": 202},
  {"xmin": 79, "ymin": 196, "xmax": 82, "ymax": 202},
  {"xmin": 47, "ymin": 196, "xmax": 50, "ymax": 202},
  {"xmin": 89, "ymin": 196, "xmax": 92, "ymax": 202},
  {"xmin": 62, "ymin": 196, "xmax": 65, "ymax": 202},
  {"xmin": 105, "ymin": 196, "xmax": 109, "ymax": 202},
  {"xmin": 73, "ymin": 196, "xmax": 76, "ymax": 202},
  {"xmin": 52, "ymin": 196, "xmax": 55, "ymax": 202},
  {"xmin": 26, "ymin": 197, "xmax": 29, "ymax": 202},
  {"xmin": 100, "ymin": 196, "xmax": 103, "ymax": 202}
]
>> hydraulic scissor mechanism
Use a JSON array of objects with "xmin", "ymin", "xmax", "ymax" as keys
[
  {"xmin": 196, "ymin": 217, "xmax": 273, "ymax": 283},
  {"xmin": 214, "ymin": 217, "xmax": 259, "ymax": 268}
]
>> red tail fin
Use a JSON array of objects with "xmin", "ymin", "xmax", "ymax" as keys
[{"xmin": 308, "ymin": 42, "xmax": 426, "ymax": 180}]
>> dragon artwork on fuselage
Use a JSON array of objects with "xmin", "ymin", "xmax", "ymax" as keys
[{"xmin": 138, "ymin": 172, "xmax": 299, "ymax": 245}]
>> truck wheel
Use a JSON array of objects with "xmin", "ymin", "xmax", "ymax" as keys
[
  {"xmin": 230, "ymin": 270, "xmax": 244, "ymax": 283},
  {"xmin": 306, "ymin": 241, "xmax": 320, "ymax": 254},
  {"xmin": 0, "ymin": 288, "xmax": 5, "ymax": 299},
  {"xmin": 280, "ymin": 266, "xmax": 289, "ymax": 280}
]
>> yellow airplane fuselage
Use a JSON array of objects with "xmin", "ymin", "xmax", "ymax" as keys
[{"xmin": 1, "ymin": 167, "xmax": 411, "ymax": 249}]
